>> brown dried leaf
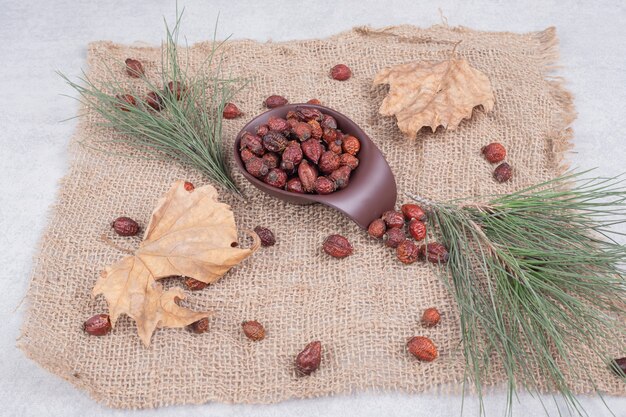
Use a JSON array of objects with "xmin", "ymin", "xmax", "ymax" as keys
[
  {"xmin": 93, "ymin": 181, "xmax": 260, "ymax": 346},
  {"xmin": 373, "ymin": 55, "xmax": 495, "ymax": 136}
]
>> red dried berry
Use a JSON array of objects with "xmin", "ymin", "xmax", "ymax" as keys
[
  {"xmin": 307, "ymin": 120, "xmax": 323, "ymax": 140},
  {"xmin": 264, "ymin": 95, "xmax": 288, "ymax": 108},
  {"xmin": 293, "ymin": 122, "xmax": 312, "ymax": 141},
  {"xmin": 166, "ymin": 81, "xmax": 187, "ymax": 100},
  {"xmin": 223, "ymin": 102, "xmax": 242, "ymax": 119},
  {"xmin": 263, "ymin": 168, "xmax": 288, "ymax": 189},
  {"xmin": 242, "ymin": 320, "xmax": 266, "ymax": 341},
  {"xmin": 408, "ymin": 219, "xmax": 427, "ymax": 241},
  {"xmin": 189, "ymin": 318, "xmax": 209, "ymax": 334},
  {"xmin": 301, "ymin": 138, "xmax": 323, "ymax": 164},
  {"xmin": 611, "ymin": 357, "xmax": 626, "ymax": 376},
  {"xmin": 240, "ymin": 132, "xmax": 265, "ymax": 156},
  {"xmin": 396, "ymin": 240, "xmax": 419, "ymax": 264},
  {"xmin": 420, "ymin": 242, "xmax": 449, "ymax": 264},
  {"xmin": 385, "ymin": 228, "xmax": 406, "ymax": 248},
  {"xmin": 330, "ymin": 64, "xmax": 352, "ymax": 81},
  {"xmin": 115, "ymin": 94, "xmax": 136, "ymax": 111},
  {"xmin": 285, "ymin": 178, "xmax": 305, "ymax": 193},
  {"xmin": 494, "ymin": 162, "xmax": 513, "ymax": 183},
  {"xmin": 327, "ymin": 139, "xmax": 343, "ymax": 155},
  {"xmin": 314, "ymin": 176, "xmax": 336, "ymax": 194},
  {"xmin": 482, "ymin": 142, "xmax": 507, "ymax": 163},
  {"xmin": 342, "ymin": 135, "xmax": 360, "ymax": 155},
  {"xmin": 329, "ymin": 165, "xmax": 351, "ymax": 190},
  {"xmin": 282, "ymin": 141, "xmax": 303, "ymax": 167},
  {"xmin": 145, "ymin": 91, "xmax": 164, "ymax": 111},
  {"xmin": 321, "ymin": 114, "xmax": 338, "ymax": 130},
  {"xmin": 254, "ymin": 226, "xmax": 276, "ymax": 247},
  {"xmin": 267, "ymin": 116, "xmax": 290, "ymax": 133},
  {"xmin": 240, "ymin": 148, "xmax": 254, "ymax": 163},
  {"xmin": 296, "ymin": 341, "xmax": 322, "ymax": 375},
  {"xmin": 319, "ymin": 151, "xmax": 341, "ymax": 174},
  {"xmin": 421, "ymin": 307, "xmax": 441, "ymax": 328},
  {"xmin": 256, "ymin": 124, "xmax": 270, "ymax": 137},
  {"xmin": 368, "ymin": 218, "xmax": 386, "ymax": 239},
  {"xmin": 322, "ymin": 127, "xmax": 338, "ymax": 144},
  {"xmin": 407, "ymin": 336, "xmax": 438, "ymax": 362},
  {"xmin": 262, "ymin": 152, "xmax": 280, "ymax": 169},
  {"xmin": 184, "ymin": 181, "xmax": 195, "ymax": 192},
  {"xmin": 339, "ymin": 153, "xmax": 359, "ymax": 170},
  {"xmin": 84, "ymin": 314, "xmax": 111, "ymax": 336},
  {"xmin": 125, "ymin": 58, "xmax": 144, "ymax": 78},
  {"xmin": 263, "ymin": 131, "xmax": 288, "ymax": 153},
  {"xmin": 383, "ymin": 210, "xmax": 405, "ymax": 229},
  {"xmin": 112, "ymin": 216, "xmax": 139, "ymax": 236},
  {"xmin": 307, "ymin": 98, "xmax": 322, "ymax": 105},
  {"xmin": 298, "ymin": 160, "xmax": 318, "ymax": 193},
  {"xmin": 323, "ymin": 234, "xmax": 353, "ymax": 258},
  {"xmin": 184, "ymin": 277, "xmax": 208, "ymax": 291},
  {"xmin": 245, "ymin": 156, "xmax": 269, "ymax": 178},
  {"xmin": 296, "ymin": 106, "xmax": 322, "ymax": 122},
  {"xmin": 401, "ymin": 204, "xmax": 427, "ymax": 222}
]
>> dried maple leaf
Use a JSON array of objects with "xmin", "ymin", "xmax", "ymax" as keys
[
  {"xmin": 373, "ymin": 54, "xmax": 495, "ymax": 136},
  {"xmin": 93, "ymin": 181, "xmax": 260, "ymax": 346}
]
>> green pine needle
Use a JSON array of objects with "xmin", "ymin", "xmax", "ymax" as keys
[
  {"xmin": 409, "ymin": 171, "xmax": 626, "ymax": 416},
  {"xmin": 59, "ymin": 8, "xmax": 245, "ymax": 195}
]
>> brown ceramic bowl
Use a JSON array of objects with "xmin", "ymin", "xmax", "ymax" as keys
[{"xmin": 233, "ymin": 104, "xmax": 397, "ymax": 229}]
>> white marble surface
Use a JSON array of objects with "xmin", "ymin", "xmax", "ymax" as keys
[{"xmin": 1, "ymin": 1, "xmax": 625, "ymax": 416}]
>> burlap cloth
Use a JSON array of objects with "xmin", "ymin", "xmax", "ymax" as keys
[{"xmin": 18, "ymin": 25, "xmax": 626, "ymax": 409}]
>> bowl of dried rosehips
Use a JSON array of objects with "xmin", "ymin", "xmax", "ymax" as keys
[{"xmin": 234, "ymin": 104, "xmax": 397, "ymax": 229}]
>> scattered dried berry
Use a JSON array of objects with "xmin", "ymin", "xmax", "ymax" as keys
[
  {"xmin": 125, "ymin": 58, "xmax": 144, "ymax": 78},
  {"xmin": 296, "ymin": 341, "xmax": 322, "ymax": 375},
  {"xmin": 184, "ymin": 277, "xmax": 208, "ymax": 291},
  {"xmin": 84, "ymin": 314, "xmax": 111, "ymax": 336},
  {"xmin": 401, "ymin": 204, "xmax": 427, "ymax": 222},
  {"xmin": 263, "ymin": 168, "xmax": 288, "ymax": 189},
  {"xmin": 145, "ymin": 91, "xmax": 163, "ymax": 111},
  {"xmin": 240, "ymin": 132, "xmax": 265, "ymax": 156},
  {"xmin": 262, "ymin": 152, "xmax": 280, "ymax": 169},
  {"xmin": 245, "ymin": 156, "xmax": 269, "ymax": 178},
  {"xmin": 115, "ymin": 94, "xmax": 136, "ymax": 111},
  {"xmin": 264, "ymin": 95, "xmax": 288, "ymax": 108},
  {"xmin": 482, "ymin": 142, "xmax": 507, "ymax": 163},
  {"xmin": 319, "ymin": 151, "xmax": 341, "ymax": 174},
  {"xmin": 493, "ymin": 162, "xmax": 513, "ymax": 183},
  {"xmin": 263, "ymin": 131, "xmax": 289, "ymax": 153},
  {"xmin": 112, "ymin": 216, "xmax": 139, "ymax": 236},
  {"xmin": 408, "ymin": 219, "xmax": 427, "ymax": 241},
  {"xmin": 610, "ymin": 357, "xmax": 626, "ymax": 376},
  {"xmin": 396, "ymin": 240, "xmax": 419, "ymax": 264},
  {"xmin": 421, "ymin": 307, "xmax": 441, "ymax": 327},
  {"xmin": 330, "ymin": 64, "xmax": 352, "ymax": 81},
  {"xmin": 254, "ymin": 226, "xmax": 276, "ymax": 247},
  {"xmin": 329, "ymin": 166, "xmax": 351, "ymax": 190},
  {"xmin": 323, "ymin": 234, "xmax": 353, "ymax": 258},
  {"xmin": 184, "ymin": 181, "xmax": 195, "ymax": 192},
  {"xmin": 314, "ymin": 176, "xmax": 336, "ymax": 194},
  {"xmin": 368, "ymin": 218, "xmax": 387, "ymax": 239},
  {"xmin": 342, "ymin": 135, "xmax": 361, "ymax": 155},
  {"xmin": 242, "ymin": 320, "xmax": 266, "ymax": 341},
  {"xmin": 420, "ymin": 242, "xmax": 449, "ymax": 264},
  {"xmin": 223, "ymin": 102, "xmax": 242, "ymax": 119},
  {"xmin": 189, "ymin": 318, "xmax": 209, "ymax": 334},
  {"xmin": 383, "ymin": 210, "xmax": 405, "ymax": 229},
  {"xmin": 407, "ymin": 336, "xmax": 438, "ymax": 362},
  {"xmin": 166, "ymin": 81, "xmax": 187, "ymax": 100},
  {"xmin": 286, "ymin": 178, "xmax": 305, "ymax": 193},
  {"xmin": 339, "ymin": 153, "xmax": 359, "ymax": 170},
  {"xmin": 307, "ymin": 98, "xmax": 322, "ymax": 105},
  {"xmin": 268, "ymin": 116, "xmax": 290, "ymax": 133},
  {"xmin": 298, "ymin": 160, "xmax": 318, "ymax": 192},
  {"xmin": 385, "ymin": 228, "xmax": 406, "ymax": 248}
]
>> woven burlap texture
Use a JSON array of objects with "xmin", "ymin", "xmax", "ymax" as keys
[{"xmin": 19, "ymin": 25, "xmax": 625, "ymax": 409}]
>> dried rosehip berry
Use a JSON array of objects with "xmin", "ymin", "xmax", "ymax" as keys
[
  {"xmin": 330, "ymin": 64, "xmax": 352, "ymax": 81},
  {"xmin": 184, "ymin": 277, "xmax": 208, "ymax": 291},
  {"xmin": 301, "ymin": 139, "xmax": 323, "ymax": 164},
  {"xmin": 296, "ymin": 106, "xmax": 322, "ymax": 122},
  {"xmin": 420, "ymin": 242, "xmax": 449, "ymax": 264},
  {"xmin": 268, "ymin": 116, "xmax": 290, "ymax": 133},
  {"xmin": 339, "ymin": 153, "xmax": 359, "ymax": 170},
  {"xmin": 319, "ymin": 151, "xmax": 341, "ymax": 174},
  {"xmin": 401, "ymin": 204, "xmax": 427, "ymax": 222},
  {"xmin": 262, "ymin": 152, "xmax": 280, "ymax": 169},
  {"xmin": 494, "ymin": 162, "xmax": 513, "ymax": 183},
  {"xmin": 323, "ymin": 234, "xmax": 352, "ymax": 258},
  {"xmin": 307, "ymin": 98, "xmax": 322, "ymax": 105},
  {"xmin": 84, "ymin": 314, "xmax": 111, "ymax": 336},
  {"xmin": 286, "ymin": 110, "xmax": 300, "ymax": 121},
  {"xmin": 282, "ymin": 141, "xmax": 303, "ymax": 167},
  {"xmin": 397, "ymin": 240, "xmax": 419, "ymax": 264},
  {"xmin": 245, "ymin": 156, "xmax": 269, "ymax": 178},
  {"xmin": 296, "ymin": 341, "xmax": 322, "ymax": 375},
  {"xmin": 328, "ymin": 139, "xmax": 343, "ymax": 155},
  {"xmin": 145, "ymin": 91, "xmax": 164, "ymax": 111},
  {"xmin": 321, "ymin": 114, "xmax": 337, "ymax": 130},
  {"xmin": 329, "ymin": 166, "xmax": 351, "ymax": 190},
  {"xmin": 421, "ymin": 307, "xmax": 441, "ymax": 327},
  {"xmin": 322, "ymin": 127, "xmax": 338, "ymax": 144},
  {"xmin": 264, "ymin": 95, "xmax": 288, "ymax": 108},
  {"xmin": 263, "ymin": 131, "xmax": 288, "ymax": 153},
  {"xmin": 184, "ymin": 181, "xmax": 195, "ymax": 192},
  {"xmin": 307, "ymin": 120, "xmax": 323, "ymax": 140},
  {"xmin": 189, "ymin": 318, "xmax": 209, "ymax": 334},
  {"xmin": 125, "ymin": 58, "xmax": 144, "ymax": 78},
  {"xmin": 385, "ymin": 227, "xmax": 406, "ymax": 248},
  {"xmin": 256, "ymin": 124, "xmax": 270, "ymax": 137},
  {"xmin": 223, "ymin": 102, "xmax": 242, "ymax": 119},
  {"xmin": 240, "ymin": 132, "xmax": 264, "ymax": 156},
  {"xmin": 280, "ymin": 160, "xmax": 295, "ymax": 174},
  {"xmin": 240, "ymin": 147, "xmax": 254, "ymax": 163},
  {"xmin": 482, "ymin": 142, "xmax": 507, "ymax": 163},
  {"xmin": 115, "ymin": 94, "xmax": 136, "ymax": 111},
  {"xmin": 254, "ymin": 226, "xmax": 276, "ymax": 247},
  {"xmin": 292, "ymin": 122, "xmax": 312, "ymax": 141},
  {"xmin": 314, "ymin": 176, "xmax": 336, "ymax": 194},
  {"xmin": 408, "ymin": 219, "xmax": 427, "ymax": 241},
  {"xmin": 286, "ymin": 178, "xmax": 305, "ymax": 193},
  {"xmin": 112, "ymin": 216, "xmax": 139, "ymax": 236},
  {"xmin": 383, "ymin": 210, "xmax": 404, "ymax": 229},
  {"xmin": 342, "ymin": 135, "xmax": 361, "ymax": 155},
  {"xmin": 263, "ymin": 168, "xmax": 288, "ymax": 189},
  {"xmin": 407, "ymin": 336, "xmax": 438, "ymax": 362},
  {"xmin": 298, "ymin": 160, "xmax": 318, "ymax": 193},
  {"xmin": 242, "ymin": 320, "xmax": 266, "ymax": 341},
  {"xmin": 368, "ymin": 218, "xmax": 386, "ymax": 239},
  {"xmin": 610, "ymin": 357, "xmax": 626, "ymax": 376},
  {"xmin": 166, "ymin": 81, "xmax": 186, "ymax": 100}
]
